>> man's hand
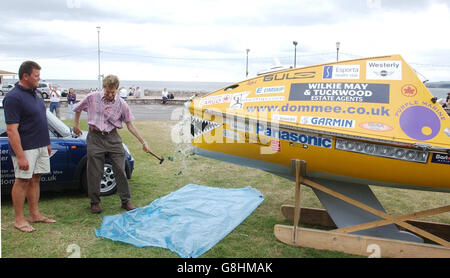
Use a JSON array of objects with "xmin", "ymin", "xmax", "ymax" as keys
[
  {"xmin": 126, "ymin": 121, "xmax": 151, "ymax": 153},
  {"xmin": 17, "ymin": 155, "xmax": 29, "ymax": 171},
  {"xmin": 47, "ymin": 145, "xmax": 52, "ymax": 156},
  {"xmin": 73, "ymin": 112, "xmax": 82, "ymax": 135},
  {"xmin": 6, "ymin": 123, "xmax": 29, "ymax": 170},
  {"xmin": 142, "ymin": 143, "xmax": 150, "ymax": 153},
  {"xmin": 73, "ymin": 126, "xmax": 82, "ymax": 135}
]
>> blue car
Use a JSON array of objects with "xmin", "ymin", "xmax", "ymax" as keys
[{"xmin": 0, "ymin": 99, "xmax": 134, "ymax": 196}]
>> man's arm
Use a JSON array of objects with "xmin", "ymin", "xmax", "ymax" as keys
[
  {"xmin": 6, "ymin": 123, "xmax": 29, "ymax": 170},
  {"xmin": 73, "ymin": 111, "xmax": 82, "ymax": 135},
  {"xmin": 72, "ymin": 93, "xmax": 89, "ymax": 135},
  {"xmin": 125, "ymin": 121, "xmax": 150, "ymax": 153}
]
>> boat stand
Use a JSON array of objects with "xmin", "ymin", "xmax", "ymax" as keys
[{"xmin": 273, "ymin": 159, "xmax": 450, "ymax": 258}]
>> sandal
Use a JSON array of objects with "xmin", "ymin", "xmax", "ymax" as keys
[
  {"xmin": 28, "ymin": 216, "xmax": 56, "ymax": 224},
  {"xmin": 14, "ymin": 223, "xmax": 36, "ymax": 233}
]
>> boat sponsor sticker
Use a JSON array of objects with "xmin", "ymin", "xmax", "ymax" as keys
[
  {"xmin": 289, "ymin": 83, "xmax": 390, "ymax": 103},
  {"xmin": 230, "ymin": 92, "xmax": 285, "ymax": 109},
  {"xmin": 246, "ymin": 96, "xmax": 285, "ymax": 103},
  {"xmin": 199, "ymin": 94, "xmax": 231, "ymax": 106},
  {"xmin": 272, "ymin": 114, "xmax": 297, "ymax": 123},
  {"xmin": 229, "ymin": 92, "xmax": 250, "ymax": 109},
  {"xmin": 396, "ymin": 101, "xmax": 446, "ymax": 141},
  {"xmin": 246, "ymin": 80, "xmax": 257, "ymax": 86},
  {"xmin": 322, "ymin": 65, "xmax": 360, "ymax": 80},
  {"xmin": 263, "ymin": 71, "xmax": 315, "ymax": 82},
  {"xmin": 335, "ymin": 138, "xmax": 429, "ymax": 163},
  {"xmin": 246, "ymin": 103, "xmax": 391, "ymax": 117},
  {"xmin": 359, "ymin": 122, "xmax": 393, "ymax": 132},
  {"xmin": 300, "ymin": 116, "xmax": 355, "ymax": 129},
  {"xmin": 366, "ymin": 60, "xmax": 402, "ymax": 80},
  {"xmin": 256, "ymin": 86, "xmax": 285, "ymax": 94},
  {"xmin": 401, "ymin": 84, "xmax": 417, "ymax": 97},
  {"xmin": 256, "ymin": 123, "xmax": 332, "ymax": 149},
  {"xmin": 270, "ymin": 140, "xmax": 281, "ymax": 152},
  {"xmin": 431, "ymin": 153, "xmax": 450, "ymax": 165}
]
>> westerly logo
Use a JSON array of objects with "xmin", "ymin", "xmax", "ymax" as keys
[{"xmin": 366, "ymin": 60, "xmax": 402, "ymax": 80}]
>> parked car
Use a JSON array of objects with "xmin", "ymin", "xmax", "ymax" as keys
[
  {"xmin": 37, "ymin": 82, "xmax": 52, "ymax": 99},
  {"xmin": 0, "ymin": 98, "xmax": 135, "ymax": 196},
  {"xmin": 60, "ymin": 88, "xmax": 69, "ymax": 97},
  {"xmin": 0, "ymin": 84, "xmax": 14, "ymax": 96}
]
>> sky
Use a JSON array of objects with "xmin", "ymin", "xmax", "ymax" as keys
[{"xmin": 1, "ymin": 0, "xmax": 450, "ymax": 83}]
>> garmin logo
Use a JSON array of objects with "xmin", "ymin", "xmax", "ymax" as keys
[{"xmin": 301, "ymin": 116, "xmax": 355, "ymax": 129}]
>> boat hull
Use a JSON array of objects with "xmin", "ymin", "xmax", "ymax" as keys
[
  {"xmin": 187, "ymin": 54, "xmax": 450, "ymax": 192},
  {"xmin": 191, "ymin": 131, "xmax": 450, "ymax": 193}
]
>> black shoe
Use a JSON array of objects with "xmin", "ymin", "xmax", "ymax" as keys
[
  {"xmin": 91, "ymin": 203, "xmax": 102, "ymax": 214},
  {"xmin": 121, "ymin": 202, "xmax": 137, "ymax": 211}
]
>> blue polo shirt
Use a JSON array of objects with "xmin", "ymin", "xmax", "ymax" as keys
[{"xmin": 3, "ymin": 83, "xmax": 50, "ymax": 156}]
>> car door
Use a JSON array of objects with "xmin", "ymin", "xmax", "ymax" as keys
[
  {"xmin": 39, "ymin": 128, "xmax": 70, "ymax": 188},
  {"xmin": 0, "ymin": 109, "xmax": 15, "ymax": 193},
  {"xmin": 0, "ymin": 139, "xmax": 15, "ymax": 193}
]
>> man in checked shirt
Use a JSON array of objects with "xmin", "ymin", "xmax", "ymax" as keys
[{"xmin": 72, "ymin": 75, "xmax": 150, "ymax": 214}]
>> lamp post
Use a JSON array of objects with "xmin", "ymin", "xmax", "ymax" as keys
[
  {"xmin": 246, "ymin": 49, "xmax": 250, "ymax": 78},
  {"xmin": 293, "ymin": 41, "xmax": 298, "ymax": 68},
  {"xmin": 97, "ymin": 26, "xmax": 101, "ymax": 90},
  {"xmin": 336, "ymin": 41, "xmax": 340, "ymax": 62}
]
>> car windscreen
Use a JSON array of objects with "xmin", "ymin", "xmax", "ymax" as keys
[{"xmin": 46, "ymin": 109, "xmax": 71, "ymax": 137}]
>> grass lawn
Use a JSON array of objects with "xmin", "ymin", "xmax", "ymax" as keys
[{"xmin": 1, "ymin": 120, "xmax": 449, "ymax": 258}]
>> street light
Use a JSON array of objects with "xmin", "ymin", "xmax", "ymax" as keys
[
  {"xmin": 246, "ymin": 49, "xmax": 250, "ymax": 78},
  {"xmin": 336, "ymin": 41, "xmax": 340, "ymax": 62},
  {"xmin": 293, "ymin": 41, "xmax": 298, "ymax": 68},
  {"xmin": 97, "ymin": 26, "xmax": 101, "ymax": 90}
]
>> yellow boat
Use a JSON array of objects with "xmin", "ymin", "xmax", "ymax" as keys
[{"xmin": 186, "ymin": 54, "xmax": 450, "ymax": 243}]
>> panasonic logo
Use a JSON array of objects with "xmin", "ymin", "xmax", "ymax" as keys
[{"xmin": 256, "ymin": 123, "xmax": 332, "ymax": 148}]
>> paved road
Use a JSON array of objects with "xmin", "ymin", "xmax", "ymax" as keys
[{"xmin": 58, "ymin": 103, "xmax": 186, "ymax": 121}]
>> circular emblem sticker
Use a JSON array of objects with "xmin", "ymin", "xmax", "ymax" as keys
[
  {"xmin": 399, "ymin": 106, "xmax": 440, "ymax": 140},
  {"xmin": 401, "ymin": 84, "xmax": 417, "ymax": 97}
]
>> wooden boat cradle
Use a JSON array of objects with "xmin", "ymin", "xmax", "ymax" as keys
[{"xmin": 274, "ymin": 159, "xmax": 450, "ymax": 258}]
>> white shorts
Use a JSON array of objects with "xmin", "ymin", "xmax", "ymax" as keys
[{"xmin": 11, "ymin": 146, "xmax": 51, "ymax": 179}]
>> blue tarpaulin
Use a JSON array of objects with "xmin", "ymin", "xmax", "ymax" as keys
[{"xmin": 95, "ymin": 184, "xmax": 265, "ymax": 258}]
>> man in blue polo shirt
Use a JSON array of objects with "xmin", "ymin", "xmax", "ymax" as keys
[{"xmin": 3, "ymin": 60, "xmax": 56, "ymax": 233}]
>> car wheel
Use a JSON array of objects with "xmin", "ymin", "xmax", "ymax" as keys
[
  {"xmin": 41, "ymin": 92, "xmax": 48, "ymax": 99},
  {"xmin": 0, "ymin": 90, "xmax": 4, "ymax": 96},
  {"xmin": 81, "ymin": 162, "xmax": 118, "ymax": 196},
  {"xmin": 100, "ymin": 163, "xmax": 117, "ymax": 196}
]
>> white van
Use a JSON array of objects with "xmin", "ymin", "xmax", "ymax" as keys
[
  {"xmin": 37, "ymin": 82, "xmax": 52, "ymax": 99},
  {"xmin": 0, "ymin": 84, "xmax": 14, "ymax": 96}
]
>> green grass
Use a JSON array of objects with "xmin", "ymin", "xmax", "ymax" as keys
[{"xmin": 1, "ymin": 120, "xmax": 449, "ymax": 258}]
